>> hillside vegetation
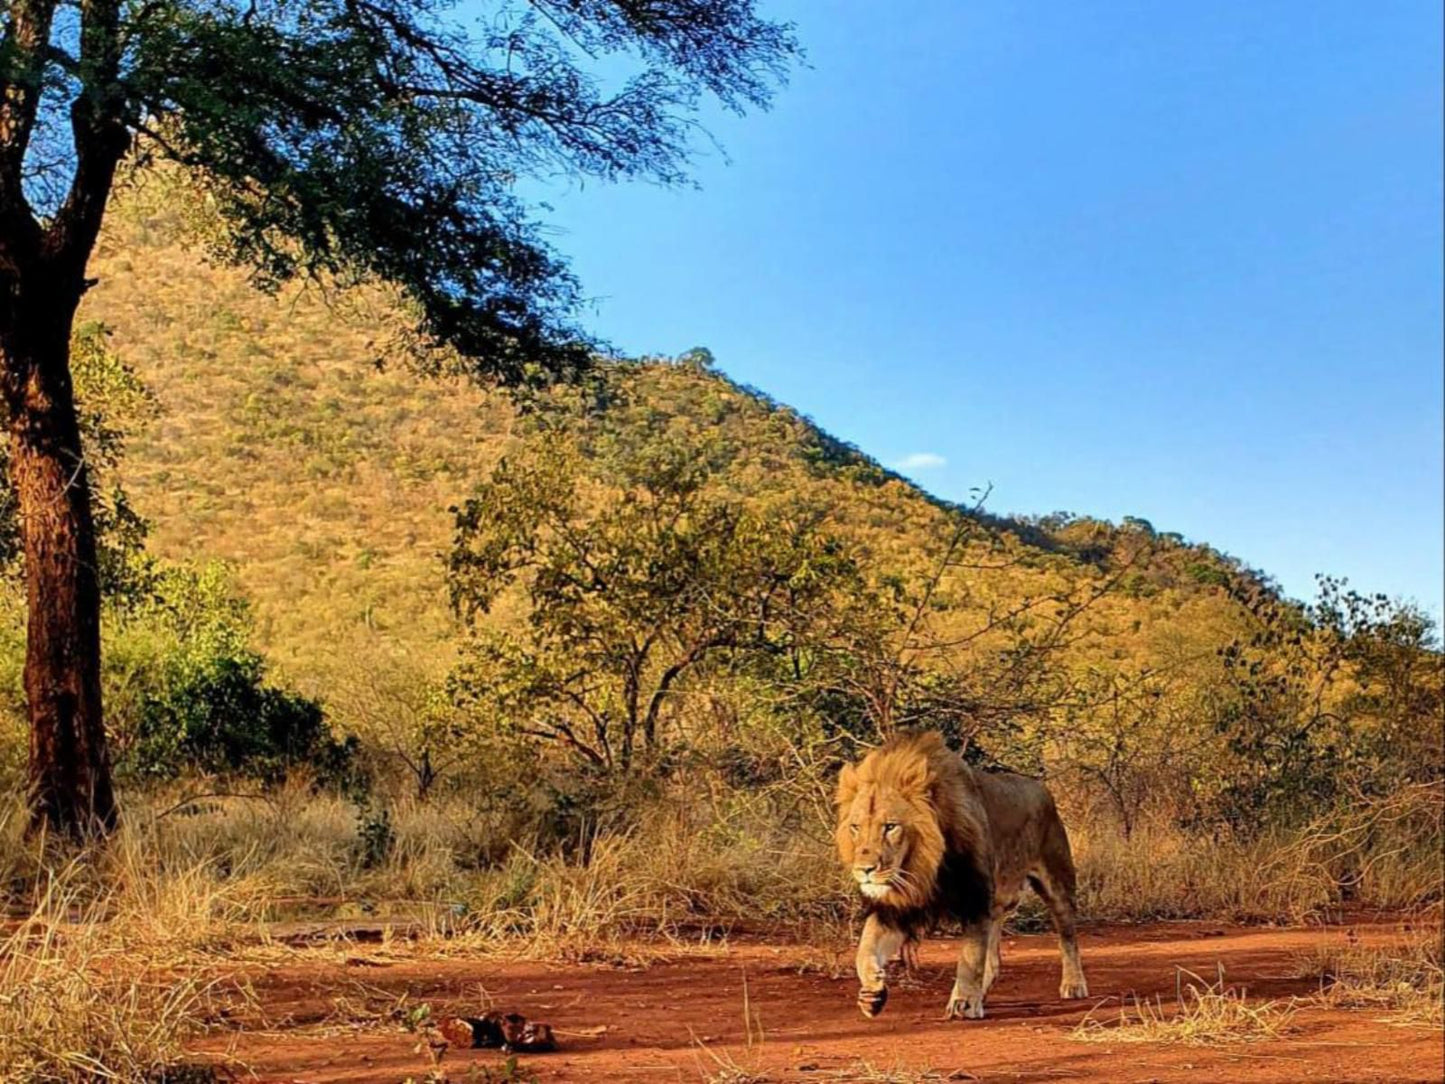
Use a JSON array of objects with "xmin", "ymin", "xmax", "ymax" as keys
[
  {"xmin": 80, "ymin": 182, "xmax": 1246, "ymax": 698},
  {"xmin": 79, "ymin": 184, "xmax": 514, "ymax": 687},
  {"xmin": 0, "ymin": 176, "xmax": 1434, "ymax": 959},
  {"xmin": 0, "ymin": 180, "xmax": 1437, "ymax": 1084}
]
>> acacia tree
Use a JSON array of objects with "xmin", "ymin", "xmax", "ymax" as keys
[
  {"xmin": 449, "ymin": 434, "xmax": 857, "ymax": 773},
  {"xmin": 0, "ymin": 0, "xmax": 797, "ymax": 836}
]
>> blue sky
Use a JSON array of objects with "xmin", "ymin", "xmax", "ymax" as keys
[{"xmin": 531, "ymin": 1, "xmax": 1444, "ymax": 620}]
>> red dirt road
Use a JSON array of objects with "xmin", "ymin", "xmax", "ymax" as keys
[{"xmin": 196, "ymin": 922, "xmax": 1444, "ymax": 1083}]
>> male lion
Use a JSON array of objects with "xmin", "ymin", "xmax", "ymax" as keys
[{"xmin": 835, "ymin": 730, "xmax": 1087, "ymax": 1020}]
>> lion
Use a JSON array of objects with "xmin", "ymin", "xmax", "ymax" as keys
[{"xmin": 835, "ymin": 730, "xmax": 1087, "ymax": 1020}]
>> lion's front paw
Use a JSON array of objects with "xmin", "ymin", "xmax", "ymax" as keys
[
  {"xmin": 1059, "ymin": 977, "xmax": 1089, "ymax": 1000},
  {"xmin": 944, "ymin": 986, "xmax": 985, "ymax": 1020},
  {"xmin": 857, "ymin": 986, "xmax": 888, "ymax": 1018}
]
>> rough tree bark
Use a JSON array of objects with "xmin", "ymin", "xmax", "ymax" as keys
[
  {"xmin": 0, "ymin": 0, "xmax": 128, "ymax": 838},
  {"xmin": 0, "ymin": 276, "xmax": 115, "ymax": 837}
]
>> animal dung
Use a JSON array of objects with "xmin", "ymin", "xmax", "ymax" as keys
[{"xmin": 438, "ymin": 1010, "xmax": 558, "ymax": 1052}]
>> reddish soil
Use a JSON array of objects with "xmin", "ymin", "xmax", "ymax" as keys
[{"xmin": 194, "ymin": 922, "xmax": 1444, "ymax": 1083}]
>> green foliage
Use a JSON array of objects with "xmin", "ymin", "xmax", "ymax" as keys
[
  {"xmin": 127, "ymin": 652, "xmax": 331, "ymax": 781},
  {"xmin": 447, "ymin": 362, "xmax": 1206, "ymax": 807},
  {"xmin": 16, "ymin": 0, "xmax": 797, "ymax": 381},
  {"xmin": 107, "ymin": 562, "xmax": 349, "ymax": 784},
  {"xmin": 1197, "ymin": 577, "xmax": 1442, "ymax": 831},
  {"xmin": 450, "ymin": 428, "xmax": 861, "ymax": 773},
  {"xmin": 328, "ymin": 653, "xmax": 475, "ymax": 799}
]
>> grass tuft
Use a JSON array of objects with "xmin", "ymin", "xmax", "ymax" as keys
[
  {"xmin": 1071, "ymin": 968, "xmax": 1299, "ymax": 1046},
  {"xmin": 1295, "ymin": 923, "xmax": 1443, "ymax": 1029},
  {"xmin": 0, "ymin": 872, "xmax": 231, "ymax": 1083}
]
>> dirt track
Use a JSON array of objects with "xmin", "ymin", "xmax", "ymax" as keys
[{"xmin": 195, "ymin": 921, "xmax": 1444, "ymax": 1083}]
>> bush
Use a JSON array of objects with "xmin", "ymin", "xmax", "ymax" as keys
[
  {"xmin": 107, "ymin": 561, "xmax": 355, "ymax": 786},
  {"xmin": 128, "ymin": 651, "xmax": 336, "ymax": 782}
]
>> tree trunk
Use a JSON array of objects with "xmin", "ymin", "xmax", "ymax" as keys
[{"xmin": 1, "ymin": 292, "xmax": 115, "ymax": 839}]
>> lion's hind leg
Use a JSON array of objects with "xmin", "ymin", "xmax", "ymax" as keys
[
  {"xmin": 901, "ymin": 934, "xmax": 921, "ymax": 975},
  {"xmin": 1030, "ymin": 831, "xmax": 1088, "ymax": 1000},
  {"xmin": 891, "ymin": 932, "xmax": 922, "ymax": 981}
]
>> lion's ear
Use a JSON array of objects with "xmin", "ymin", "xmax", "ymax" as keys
[{"xmin": 835, "ymin": 762, "xmax": 860, "ymax": 807}]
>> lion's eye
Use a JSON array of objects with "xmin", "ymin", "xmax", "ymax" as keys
[
  {"xmin": 848, "ymin": 823, "xmax": 858, "ymax": 836},
  {"xmin": 883, "ymin": 822, "xmax": 899, "ymax": 835}
]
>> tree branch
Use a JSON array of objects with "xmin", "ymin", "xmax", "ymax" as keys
[{"xmin": 43, "ymin": 0, "xmax": 130, "ymax": 281}]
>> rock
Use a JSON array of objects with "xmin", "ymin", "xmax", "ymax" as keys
[
  {"xmin": 438, "ymin": 1016, "xmax": 478, "ymax": 1047},
  {"xmin": 435, "ymin": 1010, "xmax": 557, "ymax": 1053}
]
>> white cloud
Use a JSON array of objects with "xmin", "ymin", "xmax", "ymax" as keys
[{"xmin": 894, "ymin": 452, "xmax": 947, "ymax": 471}]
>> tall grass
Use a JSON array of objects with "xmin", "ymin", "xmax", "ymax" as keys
[
  {"xmin": 0, "ymin": 871, "xmax": 234, "ymax": 1083},
  {"xmin": 1073, "ymin": 823, "xmax": 1354, "ymax": 922},
  {"xmin": 0, "ymin": 783, "xmax": 848, "ymax": 940},
  {"xmin": 1072, "ymin": 784, "xmax": 1444, "ymax": 923},
  {"xmin": 457, "ymin": 814, "xmax": 845, "ymax": 950},
  {"xmin": 1, "ymin": 778, "xmax": 1439, "ymax": 946}
]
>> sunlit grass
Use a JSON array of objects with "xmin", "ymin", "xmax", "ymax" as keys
[
  {"xmin": 1071, "ymin": 969, "xmax": 1299, "ymax": 1046},
  {"xmin": 0, "ymin": 869, "xmax": 242, "ymax": 1083},
  {"xmin": 1295, "ymin": 923, "xmax": 1444, "ymax": 1029}
]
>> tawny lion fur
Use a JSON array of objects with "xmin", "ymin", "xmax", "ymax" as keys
[{"xmin": 835, "ymin": 730, "xmax": 1088, "ymax": 1020}]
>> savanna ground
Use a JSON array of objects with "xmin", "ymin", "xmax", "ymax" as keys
[
  {"xmin": 2, "ymin": 189, "xmax": 1442, "ymax": 1083},
  {"xmin": 3, "ymin": 784, "xmax": 1441, "ymax": 1084},
  {"xmin": 190, "ymin": 920, "xmax": 1442, "ymax": 1084}
]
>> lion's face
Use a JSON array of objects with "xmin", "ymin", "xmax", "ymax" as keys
[
  {"xmin": 837, "ymin": 787, "xmax": 916, "ymax": 900},
  {"xmin": 835, "ymin": 758, "xmax": 944, "ymax": 909}
]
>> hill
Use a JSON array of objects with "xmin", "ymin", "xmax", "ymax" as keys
[
  {"xmin": 80, "ymin": 188, "xmax": 514, "ymax": 688},
  {"xmin": 75, "ymin": 179, "xmax": 1256, "ymax": 704}
]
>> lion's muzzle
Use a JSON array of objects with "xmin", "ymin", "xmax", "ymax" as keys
[{"xmin": 854, "ymin": 863, "xmax": 898, "ymax": 901}]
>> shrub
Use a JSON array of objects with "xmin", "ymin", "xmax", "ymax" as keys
[
  {"xmin": 107, "ymin": 561, "xmax": 354, "ymax": 786},
  {"xmin": 129, "ymin": 651, "xmax": 333, "ymax": 781}
]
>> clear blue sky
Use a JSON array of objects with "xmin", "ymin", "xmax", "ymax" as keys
[{"xmin": 532, "ymin": 1, "xmax": 1444, "ymax": 620}]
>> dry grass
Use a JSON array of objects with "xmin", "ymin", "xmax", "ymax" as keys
[
  {"xmin": 4, "ymin": 779, "xmax": 1440, "ymax": 954},
  {"xmin": 1073, "ymin": 785, "xmax": 1444, "ymax": 924},
  {"xmin": 0, "ymin": 784, "xmax": 847, "ymax": 959},
  {"xmin": 697, "ymin": 1053, "xmax": 769, "ymax": 1084},
  {"xmin": 1071, "ymin": 968, "xmax": 1300, "ymax": 1046},
  {"xmin": 1071, "ymin": 821, "xmax": 1359, "ymax": 923},
  {"xmin": 692, "ymin": 970, "xmax": 768, "ymax": 1083},
  {"xmin": 1295, "ymin": 923, "xmax": 1444, "ymax": 1028},
  {"xmin": 0, "ymin": 872, "xmax": 237, "ymax": 1083},
  {"xmin": 815, "ymin": 1063, "xmax": 970, "ymax": 1082}
]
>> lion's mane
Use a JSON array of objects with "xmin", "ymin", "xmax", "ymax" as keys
[{"xmin": 835, "ymin": 731, "xmax": 994, "ymax": 932}]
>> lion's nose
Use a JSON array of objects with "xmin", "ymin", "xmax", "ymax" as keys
[{"xmin": 858, "ymin": 863, "xmax": 877, "ymax": 876}]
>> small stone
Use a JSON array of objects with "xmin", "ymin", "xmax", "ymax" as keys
[{"xmin": 439, "ymin": 1016, "xmax": 479, "ymax": 1048}]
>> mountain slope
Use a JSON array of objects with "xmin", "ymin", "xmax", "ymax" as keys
[{"xmin": 78, "ymin": 182, "xmax": 1252, "ymax": 694}]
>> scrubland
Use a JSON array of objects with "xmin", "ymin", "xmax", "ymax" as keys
[{"xmin": 0, "ymin": 183, "xmax": 1439, "ymax": 1081}]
